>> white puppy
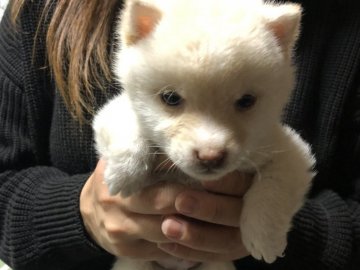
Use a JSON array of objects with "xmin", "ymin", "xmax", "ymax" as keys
[{"xmin": 93, "ymin": 0, "xmax": 315, "ymax": 269}]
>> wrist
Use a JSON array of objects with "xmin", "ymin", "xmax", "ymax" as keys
[{"xmin": 80, "ymin": 173, "xmax": 98, "ymax": 244}]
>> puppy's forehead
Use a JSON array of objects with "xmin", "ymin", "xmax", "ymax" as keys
[
  {"xmin": 161, "ymin": 35, "xmax": 250, "ymax": 68},
  {"xmin": 151, "ymin": 1, "xmax": 267, "ymax": 68},
  {"xmin": 147, "ymin": 30, "xmax": 279, "ymax": 88}
]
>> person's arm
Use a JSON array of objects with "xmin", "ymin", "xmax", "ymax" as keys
[
  {"xmin": 0, "ymin": 4, "xmax": 113, "ymax": 270},
  {"xmin": 271, "ymin": 186, "xmax": 360, "ymax": 270}
]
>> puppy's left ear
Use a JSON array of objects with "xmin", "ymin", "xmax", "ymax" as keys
[
  {"xmin": 121, "ymin": 0, "xmax": 162, "ymax": 46},
  {"xmin": 263, "ymin": 3, "xmax": 302, "ymax": 54}
]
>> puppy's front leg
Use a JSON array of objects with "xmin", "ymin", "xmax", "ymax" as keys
[
  {"xmin": 93, "ymin": 93, "xmax": 153, "ymax": 196},
  {"xmin": 240, "ymin": 127, "xmax": 314, "ymax": 263}
]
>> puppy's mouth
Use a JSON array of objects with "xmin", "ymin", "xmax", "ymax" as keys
[
  {"xmin": 152, "ymin": 150, "xmax": 231, "ymax": 180},
  {"xmin": 187, "ymin": 164, "xmax": 229, "ymax": 180},
  {"xmin": 195, "ymin": 156, "xmax": 228, "ymax": 174},
  {"xmin": 198, "ymin": 166, "xmax": 221, "ymax": 175}
]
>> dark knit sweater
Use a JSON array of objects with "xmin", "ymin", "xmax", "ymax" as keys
[{"xmin": 0, "ymin": 1, "xmax": 359, "ymax": 270}]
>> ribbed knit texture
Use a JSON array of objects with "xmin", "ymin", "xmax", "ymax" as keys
[
  {"xmin": 0, "ymin": 3, "xmax": 114, "ymax": 270},
  {"xmin": 1, "ymin": 0, "xmax": 360, "ymax": 270},
  {"xmin": 277, "ymin": 192, "xmax": 354, "ymax": 269}
]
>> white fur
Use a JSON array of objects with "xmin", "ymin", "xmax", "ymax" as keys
[{"xmin": 93, "ymin": 0, "xmax": 314, "ymax": 269}]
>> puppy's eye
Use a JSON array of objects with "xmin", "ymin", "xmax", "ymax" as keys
[
  {"xmin": 235, "ymin": 94, "xmax": 257, "ymax": 111},
  {"xmin": 161, "ymin": 91, "xmax": 183, "ymax": 106}
]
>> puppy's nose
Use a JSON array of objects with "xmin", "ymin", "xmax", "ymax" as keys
[{"xmin": 195, "ymin": 148, "xmax": 227, "ymax": 169}]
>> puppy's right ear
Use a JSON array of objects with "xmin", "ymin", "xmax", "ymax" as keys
[
  {"xmin": 121, "ymin": 0, "xmax": 162, "ymax": 46},
  {"xmin": 263, "ymin": 3, "xmax": 302, "ymax": 55}
]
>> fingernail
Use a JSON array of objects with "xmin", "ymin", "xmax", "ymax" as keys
[
  {"xmin": 177, "ymin": 195, "xmax": 198, "ymax": 215},
  {"xmin": 162, "ymin": 218, "xmax": 184, "ymax": 240}
]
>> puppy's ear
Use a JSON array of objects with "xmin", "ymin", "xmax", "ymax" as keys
[
  {"xmin": 263, "ymin": 3, "xmax": 302, "ymax": 54},
  {"xmin": 121, "ymin": 0, "xmax": 162, "ymax": 46}
]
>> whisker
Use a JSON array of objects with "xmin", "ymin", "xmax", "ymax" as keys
[
  {"xmin": 270, "ymin": 149, "xmax": 291, "ymax": 154},
  {"xmin": 154, "ymin": 157, "xmax": 173, "ymax": 172},
  {"xmin": 251, "ymin": 150, "xmax": 271, "ymax": 159},
  {"xmin": 166, "ymin": 163, "xmax": 178, "ymax": 174},
  {"xmin": 252, "ymin": 144, "xmax": 275, "ymax": 151},
  {"xmin": 244, "ymin": 146, "xmax": 291, "ymax": 160}
]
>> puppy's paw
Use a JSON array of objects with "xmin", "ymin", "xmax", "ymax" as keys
[
  {"xmin": 104, "ymin": 156, "xmax": 151, "ymax": 197},
  {"xmin": 240, "ymin": 209, "xmax": 289, "ymax": 263}
]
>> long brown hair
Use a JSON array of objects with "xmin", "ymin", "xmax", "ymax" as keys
[{"xmin": 11, "ymin": 0, "xmax": 120, "ymax": 121}]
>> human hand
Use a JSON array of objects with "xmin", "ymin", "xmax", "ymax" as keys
[
  {"xmin": 158, "ymin": 172, "xmax": 252, "ymax": 262},
  {"xmin": 80, "ymin": 159, "xmax": 252, "ymax": 263},
  {"xmin": 80, "ymin": 159, "xmax": 189, "ymax": 260}
]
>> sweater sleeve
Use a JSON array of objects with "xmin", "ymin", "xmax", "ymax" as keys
[
  {"xmin": 235, "ymin": 188, "xmax": 360, "ymax": 270},
  {"xmin": 271, "ymin": 1, "xmax": 360, "ymax": 269},
  {"xmin": 0, "ymin": 5, "xmax": 113, "ymax": 270},
  {"xmin": 272, "ymin": 190, "xmax": 360, "ymax": 270}
]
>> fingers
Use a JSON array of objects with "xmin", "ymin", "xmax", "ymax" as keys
[
  {"xmin": 158, "ymin": 243, "xmax": 246, "ymax": 262},
  {"xmin": 89, "ymin": 159, "xmax": 252, "ymax": 263},
  {"xmin": 92, "ymin": 168, "xmax": 184, "ymax": 216},
  {"xmin": 161, "ymin": 216, "xmax": 239, "ymax": 253},
  {"xmin": 94, "ymin": 203, "xmax": 173, "ymax": 259},
  {"xmin": 173, "ymin": 171, "xmax": 252, "ymax": 226},
  {"xmin": 111, "ymin": 240, "xmax": 172, "ymax": 260},
  {"xmin": 175, "ymin": 190, "xmax": 243, "ymax": 227},
  {"xmin": 98, "ymin": 201, "xmax": 173, "ymax": 244},
  {"xmin": 128, "ymin": 213, "xmax": 170, "ymax": 243},
  {"xmin": 159, "ymin": 171, "xmax": 252, "ymax": 262},
  {"xmin": 121, "ymin": 181, "xmax": 187, "ymax": 215},
  {"xmin": 122, "ymin": 171, "xmax": 251, "ymax": 225},
  {"xmin": 159, "ymin": 216, "xmax": 248, "ymax": 261}
]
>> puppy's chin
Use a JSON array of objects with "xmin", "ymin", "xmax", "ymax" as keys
[{"xmin": 181, "ymin": 166, "xmax": 230, "ymax": 181}]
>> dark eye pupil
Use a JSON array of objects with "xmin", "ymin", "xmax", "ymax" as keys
[
  {"xmin": 235, "ymin": 94, "xmax": 256, "ymax": 111},
  {"xmin": 161, "ymin": 91, "xmax": 183, "ymax": 106}
]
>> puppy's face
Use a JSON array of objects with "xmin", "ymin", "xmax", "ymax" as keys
[{"xmin": 115, "ymin": 0, "xmax": 300, "ymax": 180}]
